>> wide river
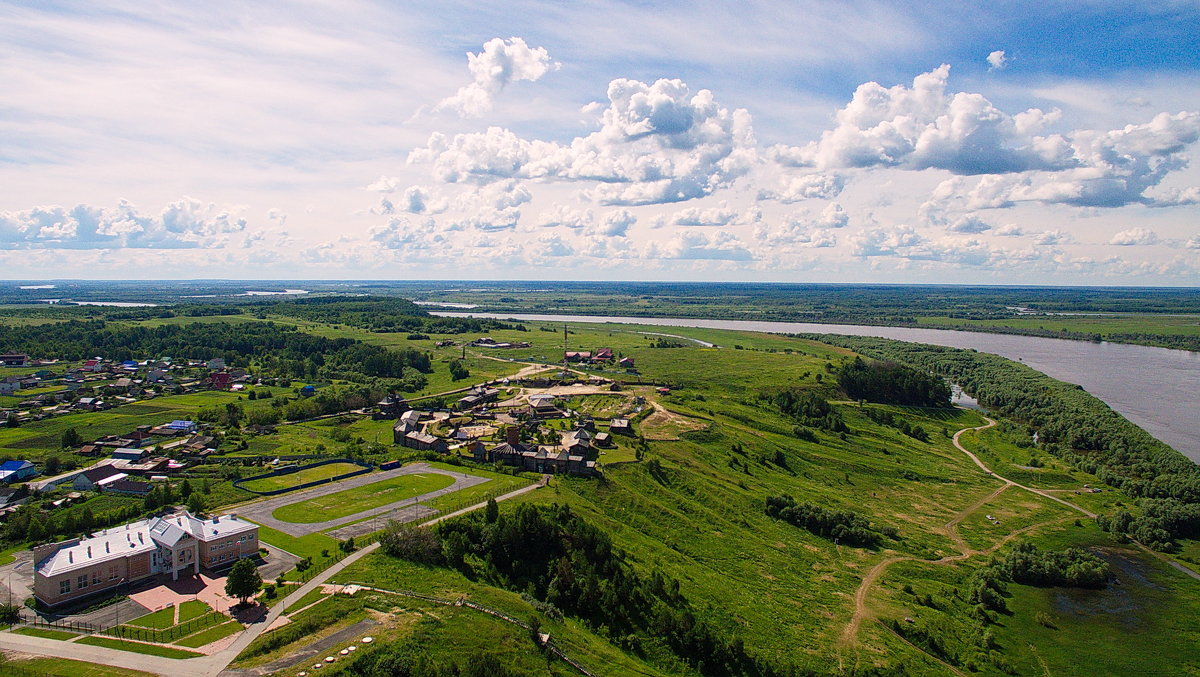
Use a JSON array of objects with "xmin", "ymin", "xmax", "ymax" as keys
[{"xmin": 436, "ymin": 312, "xmax": 1200, "ymax": 463}]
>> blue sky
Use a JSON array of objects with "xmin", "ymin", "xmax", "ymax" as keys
[{"xmin": 1, "ymin": 1, "xmax": 1198, "ymax": 283}]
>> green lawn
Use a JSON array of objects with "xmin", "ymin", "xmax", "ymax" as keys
[
  {"xmin": 176, "ymin": 599, "xmax": 212, "ymax": 623},
  {"xmin": 239, "ymin": 462, "xmax": 365, "ymax": 493},
  {"xmin": 271, "ymin": 472, "xmax": 454, "ymax": 523},
  {"xmin": 283, "ymin": 587, "xmax": 329, "ymax": 612},
  {"xmin": 10, "ymin": 626, "xmax": 79, "ymax": 640},
  {"xmin": 76, "ymin": 635, "xmax": 203, "ymax": 659},
  {"xmin": 0, "ymin": 656, "xmax": 156, "ymax": 677},
  {"xmin": 250, "ymin": 521, "xmax": 340, "ymax": 561},
  {"xmin": 418, "ymin": 466, "xmax": 531, "ymax": 515},
  {"xmin": 172, "ymin": 620, "xmax": 243, "ymax": 648},
  {"xmin": 126, "ymin": 605, "xmax": 175, "ymax": 629}
]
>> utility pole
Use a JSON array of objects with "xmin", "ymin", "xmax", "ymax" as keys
[{"xmin": 563, "ymin": 324, "xmax": 568, "ymax": 371}]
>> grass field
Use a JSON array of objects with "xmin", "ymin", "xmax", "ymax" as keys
[
  {"xmin": 177, "ymin": 600, "xmax": 211, "ymax": 623},
  {"xmin": 283, "ymin": 587, "xmax": 329, "ymax": 612},
  {"xmin": 271, "ymin": 472, "xmax": 454, "ymax": 523},
  {"xmin": 417, "ymin": 467, "xmax": 530, "ymax": 515},
  {"xmin": 172, "ymin": 620, "xmax": 243, "ymax": 648},
  {"xmin": 75, "ymin": 635, "xmax": 203, "ymax": 658},
  {"xmin": 0, "ymin": 656, "xmax": 155, "ymax": 677},
  {"xmin": 251, "ymin": 521, "xmax": 340, "ymax": 562},
  {"xmin": 239, "ymin": 462, "xmax": 365, "ymax": 493},
  {"xmin": 127, "ymin": 605, "xmax": 175, "ymax": 629},
  {"xmin": 10, "ymin": 626, "xmax": 80, "ymax": 640},
  {"xmin": 3, "ymin": 311, "xmax": 1197, "ymax": 675}
]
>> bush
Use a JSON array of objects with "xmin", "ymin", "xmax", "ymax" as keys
[
  {"xmin": 378, "ymin": 521, "xmax": 444, "ymax": 565},
  {"xmin": 765, "ymin": 494, "xmax": 888, "ymax": 548}
]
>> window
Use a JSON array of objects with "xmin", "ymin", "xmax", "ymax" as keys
[
  {"xmin": 59, "ymin": 580, "xmax": 70, "ymax": 594},
  {"xmin": 108, "ymin": 566, "xmax": 118, "ymax": 580},
  {"xmin": 92, "ymin": 572, "xmax": 100, "ymax": 585},
  {"xmin": 77, "ymin": 575, "xmax": 88, "ymax": 589}
]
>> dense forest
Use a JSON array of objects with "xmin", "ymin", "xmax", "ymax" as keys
[
  {"xmin": 759, "ymin": 389, "xmax": 848, "ymax": 433},
  {"xmin": 807, "ymin": 335, "xmax": 1200, "ymax": 550},
  {"xmin": 381, "ymin": 503, "xmax": 777, "ymax": 676},
  {"xmin": 836, "ymin": 357, "xmax": 951, "ymax": 407}
]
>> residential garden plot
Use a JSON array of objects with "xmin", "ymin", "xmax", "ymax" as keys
[
  {"xmin": 239, "ymin": 462, "xmax": 365, "ymax": 493},
  {"xmin": 270, "ymin": 472, "xmax": 455, "ymax": 523}
]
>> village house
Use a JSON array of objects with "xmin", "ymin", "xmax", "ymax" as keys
[
  {"xmin": 0, "ymin": 486, "xmax": 29, "ymax": 510},
  {"xmin": 375, "ymin": 394, "xmax": 409, "ymax": 419},
  {"xmin": 0, "ymin": 354, "xmax": 29, "ymax": 367},
  {"xmin": 0, "ymin": 460, "xmax": 37, "ymax": 483},
  {"xmin": 403, "ymin": 431, "xmax": 448, "ymax": 453},
  {"xmin": 476, "ymin": 427, "xmax": 597, "ymax": 476},
  {"xmin": 104, "ymin": 478, "xmax": 153, "ymax": 496},
  {"xmin": 72, "ymin": 466, "xmax": 129, "ymax": 492},
  {"xmin": 32, "ymin": 511, "xmax": 259, "ymax": 608},
  {"xmin": 609, "ymin": 418, "xmax": 633, "ymax": 435},
  {"xmin": 456, "ymin": 386, "xmax": 500, "ymax": 411}
]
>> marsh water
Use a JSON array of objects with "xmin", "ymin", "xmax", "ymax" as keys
[{"xmin": 436, "ymin": 312, "xmax": 1200, "ymax": 462}]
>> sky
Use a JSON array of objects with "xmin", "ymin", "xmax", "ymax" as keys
[{"xmin": 2, "ymin": 0, "xmax": 1199, "ymax": 285}]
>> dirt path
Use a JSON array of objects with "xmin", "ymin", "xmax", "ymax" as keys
[{"xmin": 842, "ymin": 415, "xmax": 1092, "ymax": 646}]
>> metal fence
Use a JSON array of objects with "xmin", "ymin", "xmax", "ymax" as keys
[
  {"xmin": 101, "ymin": 609, "xmax": 225, "ymax": 643},
  {"xmin": 17, "ymin": 606, "xmax": 227, "ymax": 644}
]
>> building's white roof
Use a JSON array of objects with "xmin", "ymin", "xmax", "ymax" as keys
[
  {"xmin": 37, "ymin": 520, "xmax": 156, "ymax": 577},
  {"xmin": 35, "ymin": 511, "xmax": 258, "ymax": 577},
  {"xmin": 94, "ymin": 472, "xmax": 128, "ymax": 487}
]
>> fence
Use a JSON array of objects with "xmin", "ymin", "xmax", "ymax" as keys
[
  {"xmin": 101, "ymin": 609, "xmax": 226, "ymax": 643},
  {"xmin": 233, "ymin": 457, "xmax": 372, "ymax": 496},
  {"xmin": 19, "ymin": 615, "xmax": 102, "ymax": 634},
  {"xmin": 18, "ymin": 607, "xmax": 227, "ymax": 644},
  {"xmin": 288, "ymin": 533, "xmax": 380, "ymax": 584}
]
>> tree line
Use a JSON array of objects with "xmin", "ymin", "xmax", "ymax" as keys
[
  {"xmin": 837, "ymin": 357, "xmax": 951, "ymax": 407},
  {"xmin": 0, "ymin": 319, "xmax": 433, "ymax": 384}
]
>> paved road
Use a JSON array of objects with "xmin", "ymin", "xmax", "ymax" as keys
[{"xmin": 235, "ymin": 462, "xmax": 489, "ymax": 537}]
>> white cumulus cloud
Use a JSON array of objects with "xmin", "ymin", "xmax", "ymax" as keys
[
  {"xmin": 1109, "ymin": 227, "xmax": 1159, "ymax": 246},
  {"xmin": 0, "ymin": 198, "xmax": 246, "ymax": 249},
  {"xmin": 987, "ymin": 50, "xmax": 1007, "ymax": 71},
  {"xmin": 411, "ymin": 77, "xmax": 756, "ymax": 206},
  {"xmin": 435, "ymin": 37, "xmax": 558, "ymax": 117}
]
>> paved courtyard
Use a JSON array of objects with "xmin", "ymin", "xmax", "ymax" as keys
[{"xmin": 235, "ymin": 462, "xmax": 490, "ymax": 538}]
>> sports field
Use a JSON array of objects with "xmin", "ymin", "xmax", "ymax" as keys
[{"xmin": 270, "ymin": 471, "xmax": 455, "ymax": 523}]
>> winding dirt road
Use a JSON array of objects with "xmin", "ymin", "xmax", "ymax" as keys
[{"xmin": 841, "ymin": 415, "xmax": 1096, "ymax": 646}]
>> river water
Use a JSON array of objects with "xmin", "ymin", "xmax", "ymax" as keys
[{"xmin": 436, "ymin": 312, "xmax": 1199, "ymax": 462}]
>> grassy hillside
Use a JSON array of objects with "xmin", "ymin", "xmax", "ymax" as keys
[{"xmin": 306, "ymin": 322, "xmax": 1200, "ymax": 675}]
